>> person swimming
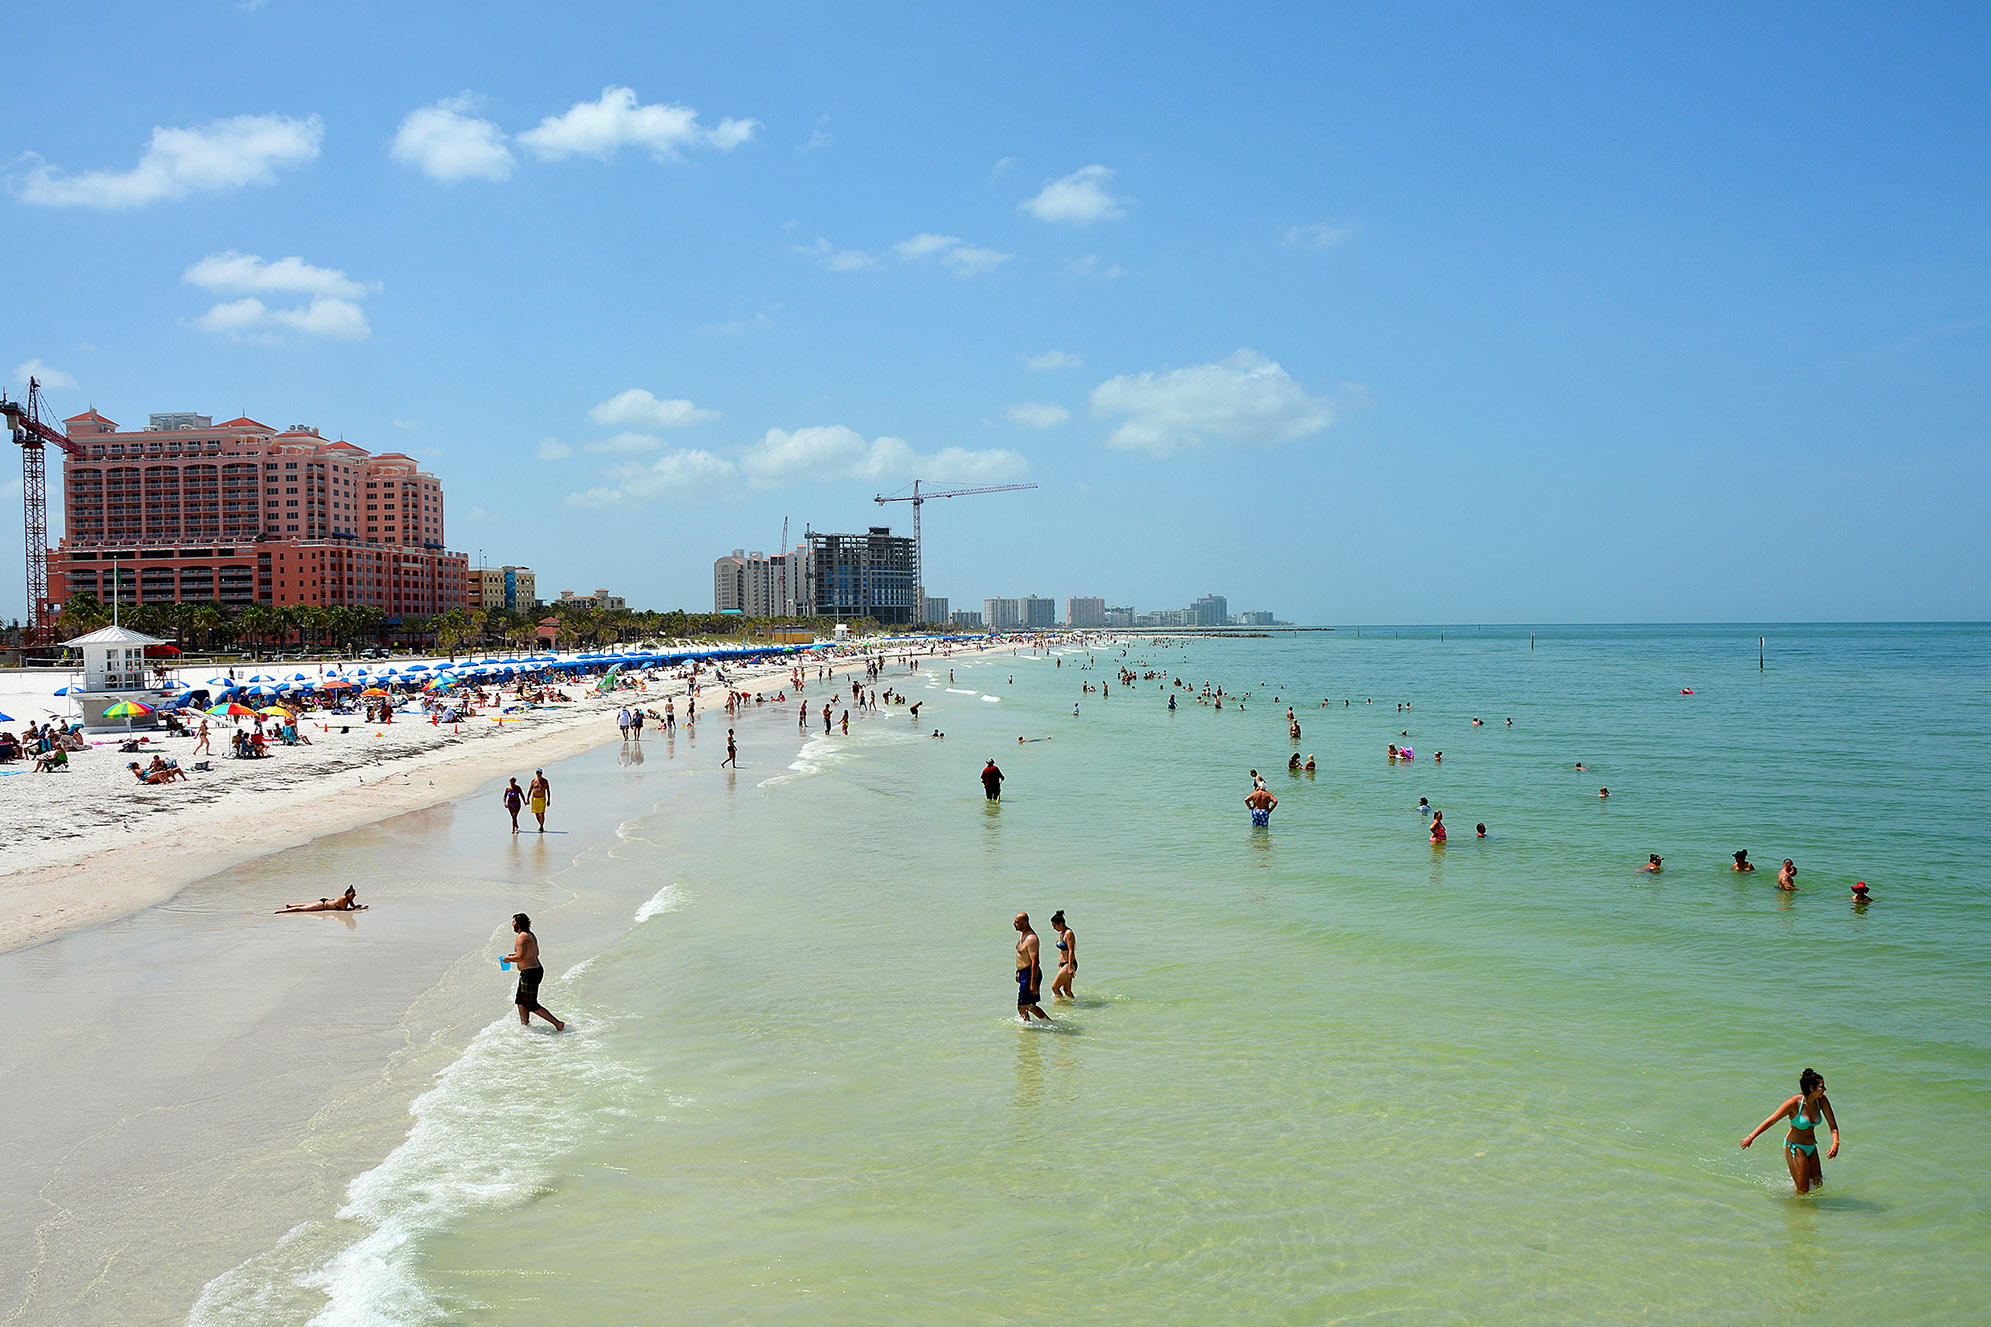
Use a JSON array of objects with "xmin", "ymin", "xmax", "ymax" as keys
[
  {"xmin": 1475, "ymin": 822, "xmax": 1486, "ymax": 837},
  {"xmin": 1430, "ymin": 811, "xmax": 1447, "ymax": 844},
  {"xmin": 1288, "ymin": 752, "xmax": 1302, "ymax": 771},
  {"xmin": 1733, "ymin": 850, "xmax": 1756, "ymax": 872},
  {"xmin": 1642, "ymin": 854, "xmax": 1663, "ymax": 872},
  {"xmin": 1851, "ymin": 881, "xmax": 1872, "ymax": 906},
  {"xmin": 1304, "ymin": 754, "xmax": 1316, "ymax": 772}
]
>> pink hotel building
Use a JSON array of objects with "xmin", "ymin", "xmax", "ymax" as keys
[{"xmin": 47, "ymin": 409, "xmax": 468, "ymax": 619}]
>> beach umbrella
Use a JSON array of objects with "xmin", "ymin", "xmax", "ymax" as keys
[
  {"xmin": 52, "ymin": 686, "xmax": 78, "ymax": 696},
  {"xmin": 246, "ymin": 674, "xmax": 276, "ymax": 683},
  {"xmin": 207, "ymin": 677, "xmax": 233, "ymax": 686},
  {"xmin": 359, "ymin": 687, "xmax": 391, "ymax": 696},
  {"xmin": 381, "ymin": 667, "xmax": 400, "ymax": 676},
  {"xmin": 320, "ymin": 678, "xmax": 357, "ymax": 690},
  {"xmin": 205, "ymin": 703, "xmax": 257, "ymax": 717},
  {"xmin": 0, "ymin": 711, "xmax": 12, "ymax": 722},
  {"xmin": 289, "ymin": 672, "xmax": 312, "ymax": 681},
  {"xmin": 103, "ymin": 700, "xmax": 154, "ymax": 718},
  {"xmin": 257, "ymin": 706, "xmax": 294, "ymax": 717},
  {"xmin": 404, "ymin": 663, "xmax": 430, "ymax": 672}
]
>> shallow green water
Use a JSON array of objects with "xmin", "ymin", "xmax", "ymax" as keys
[{"xmin": 200, "ymin": 626, "xmax": 1991, "ymax": 1324}]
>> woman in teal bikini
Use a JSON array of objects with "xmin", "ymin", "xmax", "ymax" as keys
[{"xmin": 1740, "ymin": 1067, "xmax": 1839, "ymax": 1193}]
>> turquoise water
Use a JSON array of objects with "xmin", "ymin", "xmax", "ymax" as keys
[{"xmin": 199, "ymin": 626, "xmax": 1991, "ymax": 1324}]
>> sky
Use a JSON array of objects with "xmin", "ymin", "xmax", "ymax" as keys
[{"xmin": 3, "ymin": 3, "xmax": 1988, "ymax": 624}]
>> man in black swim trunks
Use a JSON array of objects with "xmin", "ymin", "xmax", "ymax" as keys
[
  {"xmin": 504, "ymin": 912, "xmax": 564, "ymax": 1031},
  {"xmin": 1014, "ymin": 912, "xmax": 1050, "ymax": 1022}
]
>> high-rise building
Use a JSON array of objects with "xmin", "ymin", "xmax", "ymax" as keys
[
  {"xmin": 921, "ymin": 596, "xmax": 949, "ymax": 624},
  {"xmin": 1065, "ymin": 596, "xmax": 1105, "ymax": 628},
  {"xmin": 714, "ymin": 547, "xmax": 804, "ymax": 617},
  {"xmin": 1021, "ymin": 595, "xmax": 1057, "ymax": 629},
  {"xmin": 471, "ymin": 565, "xmax": 537, "ymax": 613},
  {"xmin": 1191, "ymin": 594, "xmax": 1229, "ymax": 626},
  {"xmin": 983, "ymin": 597, "xmax": 1021, "ymax": 629},
  {"xmin": 950, "ymin": 608, "xmax": 984, "ymax": 628},
  {"xmin": 1238, "ymin": 610, "xmax": 1276, "ymax": 626},
  {"xmin": 1104, "ymin": 605, "xmax": 1135, "ymax": 627},
  {"xmin": 47, "ymin": 408, "xmax": 467, "ymax": 618},
  {"xmin": 806, "ymin": 527, "xmax": 915, "ymax": 624}
]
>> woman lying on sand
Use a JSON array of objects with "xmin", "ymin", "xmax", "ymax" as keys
[{"xmin": 275, "ymin": 886, "xmax": 368, "ymax": 913}]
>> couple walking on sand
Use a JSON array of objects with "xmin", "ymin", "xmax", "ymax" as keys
[
  {"xmin": 1013, "ymin": 910, "xmax": 1077, "ymax": 1022},
  {"xmin": 502, "ymin": 770, "xmax": 552, "ymax": 833}
]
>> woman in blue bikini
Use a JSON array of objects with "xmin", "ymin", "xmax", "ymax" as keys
[{"xmin": 1740, "ymin": 1067, "xmax": 1840, "ymax": 1193}]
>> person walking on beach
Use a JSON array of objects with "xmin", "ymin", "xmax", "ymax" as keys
[
  {"xmin": 1741, "ymin": 1067, "xmax": 1838, "ymax": 1193},
  {"xmin": 982, "ymin": 758, "xmax": 1004, "ymax": 801},
  {"xmin": 1050, "ymin": 909, "xmax": 1077, "ymax": 1000},
  {"xmin": 193, "ymin": 719, "xmax": 212, "ymax": 757},
  {"xmin": 630, "ymin": 707, "xmax": 643, "ymax": 740},
  {"xmin": 504, "ymin": 913, "xmax": 565, "ymax": 1032},
  {"xmin": 502, "ymin": 777, "xmax": 525, "ymax": 832},
  {"xmin": 1246, "ymin": 784, "xmax": 1277, "ymax": 827},
  {"xmin": 528, "ymin": 769, "xmax": 551, "ymax": 832},
  {"xmin": 722, "ymin": 728, "xmax": 737, "ymax": 768},
  {"xmin": 1014, "ymin": 912, "xmax": 1050, "ymax": 1023},
  {"xmin": 618, "ymin": 706, "xmax": 631, "ymax": 740}
]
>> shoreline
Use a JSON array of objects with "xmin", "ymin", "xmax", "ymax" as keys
[{"xmin": 0, "ymin": 636, "xmax": 1046, "ymax": 955}]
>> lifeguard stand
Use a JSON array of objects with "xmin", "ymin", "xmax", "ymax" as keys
[{"xmin": 63, "ymin": 625, "xmax": 171, "ymax": 730}]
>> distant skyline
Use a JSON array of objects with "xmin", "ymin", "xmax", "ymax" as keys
[{"xmin": 5, "ymin": 4, "xmax": 1989, "ymax": 623}]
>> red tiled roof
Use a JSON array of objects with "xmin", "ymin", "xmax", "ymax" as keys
[
  {"xmin": 218, "ymin": 416, "xmax": 272, "ymax": 429},
  {"xmin": 63, "ymin": 409, "xmax": 117, "ymax": 426}
]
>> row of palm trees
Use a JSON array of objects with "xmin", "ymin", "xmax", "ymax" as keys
[{"xmin": 53, "ymin": 592, "xmax": 901, "ymax": 661}]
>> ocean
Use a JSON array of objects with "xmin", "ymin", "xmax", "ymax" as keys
[{"xmin": 184, "ymin": 625, "xmax": 1991, "ymax": 1324}]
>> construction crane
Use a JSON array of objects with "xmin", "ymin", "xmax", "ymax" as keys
[
  {"xmin": 873, "ymin": 479, "xmax": 1038, "ymax": 623},
  {"xmin": 0, "ymin": 377, "xmax": 84, "ymax": 644}
]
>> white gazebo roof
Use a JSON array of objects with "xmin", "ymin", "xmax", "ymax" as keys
[{"xmin": 62, "ymin": 625, "xmax": 169, "ymax": 647}]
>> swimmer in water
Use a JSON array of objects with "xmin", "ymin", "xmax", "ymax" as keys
[
  {"xmin": 1851, "ymin": 882, "xmax": 1871, "ymax": 907},
  {"xmin": 1599, "ymin": 787, "xmax": 1609, "ymax": 799},
  {"xmin": 1642, "ymin": 854, "xmax": 1663, "ymax": 872},
  {"xmin": 1430, "ymin": 810, "xmax": 1447, "ymax": 844},
  {"xmin": 1416, "ymin": 797, "xmax": 1432, "ymax": 816},
  {"xmin": 1740, "ymin": 1067, "xmax": 1839, "ymax": 1194},
  {"xmin": 1304, "ymin": 754, "xmax": 1316, "ymax": 772},
  {"xmin": 1288, "ymin": 752, "xmax": 1301, "ymax": 771},
  {"xmin": 1733, "ymin": 850, "xmax": 1756, "ymax": 872},
  {"xmin": 1778, "ymin": 859, "xmax": 1798, "ymax": 891},
  {"xmin": 1245, "ymin": 784, "xmax": 1277, "ymax": 827},
  {"xmin": 1475, "ymin": 822, "xmax": 1486, "ymax": 838}
]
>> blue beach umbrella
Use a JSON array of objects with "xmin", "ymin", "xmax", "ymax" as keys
[
  {"xmin": 289, "ymin": 672, "xmax": 311, "ymax": 681},
  {"xmin": 0, "ymin": 711, "xmax": 13, "ymax": 722},
  {"xmin": 404, "ymin": 663, "xmax": 429, "ymax": 672},
  {"xmin": 207, "ymin": 677, "xmax": 233, "ymax": 686},
  {"xmin": 246, "ymin": 674, "xmax": 276, "ymax": 682},
  {"xmin": 52, "ymin": 686, "xmax": 78, "ymax": 696}
]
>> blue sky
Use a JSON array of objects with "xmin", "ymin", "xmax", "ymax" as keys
[{"xmin": 4, "ymin": 3, "xmax": 1988, "ymax": 623}]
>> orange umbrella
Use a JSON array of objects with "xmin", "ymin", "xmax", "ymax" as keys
[{"xmin": 359, "ymin": 687, "xmax": 392, "ymax": 697}]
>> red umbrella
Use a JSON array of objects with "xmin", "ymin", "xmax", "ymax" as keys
[{"xmin": 144, "ymin": 643, "xmax": 183, "ymax": 657}]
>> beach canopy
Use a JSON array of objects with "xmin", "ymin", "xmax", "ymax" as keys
[
  {"xmin": 320, "ymin": 678, "xmax": 357, "ymax": 690},
  {"xmin": 102, "ymin": 700, "xmax": 154, "ymax": 718},
  {"xmin": 205, "ymin": 702, "xmax": 258, "ymax": 717},
  {"xmin": 359, "ymin": 687, "xmax": 391, "ymax": 696}
]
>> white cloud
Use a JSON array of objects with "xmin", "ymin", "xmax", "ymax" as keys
[
  {"xmin": 585, "ymin": 431, "xmax": 671, "ymax": 454},
  {"xmin": 740, "ymin": 425, "xmax": 1025, "ymax": 489},
  {"xmin": 588, "ymin": 388, "xmax": 719, "ymax": 430},
  {"xmin": 566, "ymin": 448, "xmax": 738, "ymax": 506},
  {"xmin": 1282, "ymin": 221, "xmax": 1358, "ymax": 250},
  {"xmin": 182, "ymin": 252, "xmax": 375, "ymax": 341},
  {"xmin": 794, "ymin": 237, "xmax": 876, "ymax": 272},
  {"xmin": 891, "ymin": 233, "xmax": 1011, "ymax": 277},
  {"xmin": 1023, "ymin": 350, "xmax": 1082, "ymax": 371},
  {"xmin": 183, "ymin": 250, "xmax": 374, "ymax": 299},
  {"xmin": 536, "ymin": 437, "xmax": 573, "ymax": 461},
  {"xmin": 18, "ymin": 113, "xmax": 322, "ymax": 209},
  {"xmin": 12, "ymin": 359, "xmax": 75, "ymax": 390},
  {"xmin": 1091, "ymin": 350, "xmax": 1335, "ymax": 457},
  {"xmin": 704, "ymin": 311, "xmax": 775, "ymax": 334},
  {"xmin": 390, "ymin": 418, "xmax": 420, "ymax": 430},
  {"xmin": 1020, "ymin": 165, "xmax": 1126, "ymax": 226},
  {"xmin": 190, "ymin": 295, "xmax": 370, "ymax": 341},
  {"xmin": 392, "ymin": 95, "xmax": 515, "ymax": 182},
  {"xmin": 801, "ymin": 130, "xmax": 834, "ymax": 153},
  {"xmin": 992, "ymin": 156, "xmax": 1019, "ymax": 178},
  {"xmin": 518, "ymin": 86, "xmax": 758, "ymax": 161},
  {"xmin": 1005, "ymin": 402, "xmax": 1070, "ymax": 428},
  {"xmin": 1063, "ymin": 253, "xmax": 1126, "ymax": 280}
]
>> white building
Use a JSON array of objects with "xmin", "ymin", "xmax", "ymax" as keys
[
  {"xmin": 921, "ymin": 596, "xmax": 949, "ymax": 624},
  {"xmin": 1065, "ymin": 597, "xmax": 1105, "ymax": 628},
  {"xmin": 62, "ymin": 624, "xmax": 174, "ymax": 730},
  {"xmin": 983, "ymin": 597, "xmax": 1022, "ymax": 628},
  {"xmin": 714, "ymin": 547, "xmax": 805, "ymax": 617}
]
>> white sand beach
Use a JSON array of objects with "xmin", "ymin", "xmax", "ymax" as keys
[{"xmin": 0, "ymin": 645, "xmax": 878, "ymax": 953}]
